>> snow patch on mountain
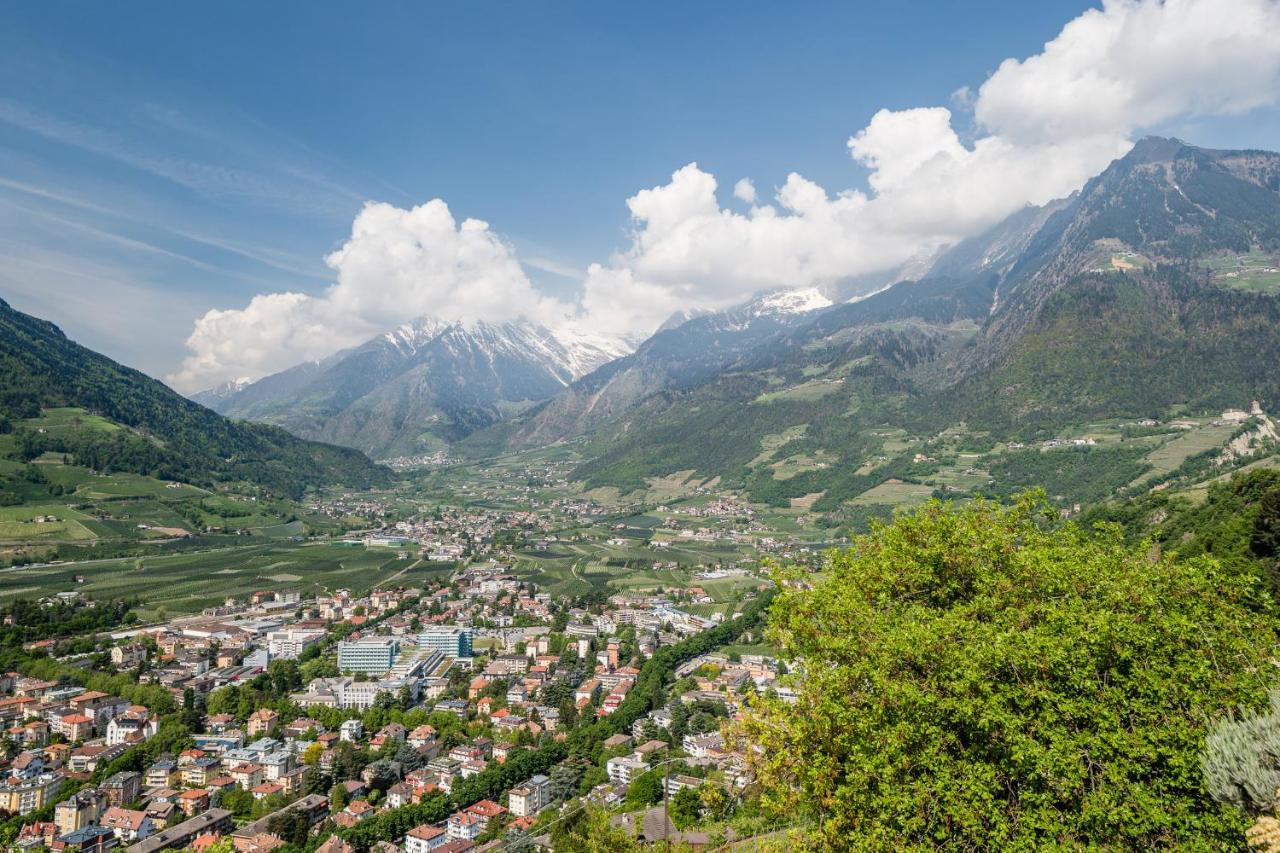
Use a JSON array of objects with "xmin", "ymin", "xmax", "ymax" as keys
[
  {"xmin": 749, "ymin": 287, "xmax": 833, "ymax": 316},
  {"xmin": 383, "ymin": 317, "xmax": 450, "ymax": 355},
  {"xmin": 381, "ymin": 315, "xmax": 631, "ymax": 384},
  {"xmin": 190, "ymin": 376, "xmax": 253, "ymax": 404}
]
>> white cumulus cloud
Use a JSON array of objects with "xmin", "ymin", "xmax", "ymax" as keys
[
  {"xmin": 170, "ymin": 199, "xmax": 569, "ymax": 391},
  {"xmin": 574, "ymin": 0, "xmax": 1280, "ymax": 335}
]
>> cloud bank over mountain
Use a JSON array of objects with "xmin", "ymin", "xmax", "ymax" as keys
[{"xmin": 172, "ymin": 0, "xmax": 1280, "ymax": 392}]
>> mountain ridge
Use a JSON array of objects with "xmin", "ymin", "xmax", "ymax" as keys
[
  {"xmin": 480, "ymin": 137, "xmax": 1280, "ymax": 511},
  {"xmin": 200, "ymin": 316, "xmax": 632, "ymax": 458},
  {"xmin": 0, "ymin": 297, "xmax": 389, "ymax": 498}
]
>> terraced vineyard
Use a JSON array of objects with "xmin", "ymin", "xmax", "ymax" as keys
[{"xmin": 0, "ymin": 541, "xmax": 448, "ymax": 617}]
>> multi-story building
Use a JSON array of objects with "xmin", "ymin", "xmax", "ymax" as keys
[
  {"xmin": 110, "ymin": 645, "xmax": 146, "ymax": 669},
  {"xmin": 293, "ymin": 676, "xmax": 419, "ymax": 711},
  {"xmin": 230, "ymin": 763, "xmax": 264, "ymax": 791},
  {"xmin": 176, "ymin": 789, "xmax": 210, "ymax": 818},
  {"xmin": 125, "ymin": 808, "xmax": 233, "ymax": 853},
  {"xmin": 100, "ymin": 807, "xmax": 155, "ymax": 843},
  {"xmin": 417, "ymin": 626, "xmax": 472, "ymax": 658},
  {"xmin": 266, "ymin": 629, "xmax": 325, "ymax": 660},
  {"xmin": 180, "ymin": 758, "xmax": 220, "ymax": 788},
  {"xmin": 50, "ymin": 824, "xmax": 115, "ymax": 853},
  {"xmin": 246, "ymin": 709, "xmax": 278, "ymax": 737},
  {"xmin": 106, "ymin": 711, "xmax": 156, "ymax": 747},
  {"xmin": 56, "ymin": 714, "xmax": 94, "ymax": 742},
  {"xmin": 0, "ymin": 772, "xmax": 63, "ymax": 816},
  {"xmin": 54, "ymin": 789, "xmax": 106, "ymax": 836},
  {"xmin": 101, "ymin": 772, "xmax": 141, "ymax": 809},
  {"xmin": 606, "ymin": 755, "xmax": 648, "ymax": 786},
  {"xmin": 507, "ymin": 774, "xmax": 549, "ymax": 818},
  {"xmin": 336, "ymin": 637, "xmax": 400, "ymax": 675},
  {"xmin": 144, "ymin": 760, "xmax": 177, "ymax": 789},
  {"xmin": 446, "ymin": 811, "xmax": 481, "ymax": 841}
]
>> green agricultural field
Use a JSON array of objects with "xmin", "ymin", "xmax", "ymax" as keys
[
  {"xmin": 23, "ymin": 407, "xmax": 122, "ymax": 437},
  {"xmin": 1205, "ymin": 251, "xmax": 1280, "ymax": 293},
  {"xmin": 750, "ymin": 426, "xmax": 809, "ymax": 467},
  {"xmin": 849, "ymin": 479, "xmax": 935, "ymax": 507},
  {"xmin": 510, "ymin": 556, "xmax": 599, "ymax": 598},
  {"xmin": 0, "ymin": 541, "xmax": 415, "ymax": 616},
  {"xmin": 926, "ymin": 461, "xmax": 991, "ymax": 493},
  {"xmin": 641, "ymin": 471, "xmax": 702, "ymax": 501},
  {"xmin": 754, "ymin": 379, "xmax": 843, "ymax": 405},
  {"xmin": 699, "ymin": 575, "xmax": 765, "ymax": 601},
  {"xmin": 0, "ymin": 504, "xmax": 100, "ymax": 542},
  {"xmin": 39, "ymin": 464, "xmax": 97, "ymax": 491},
  {"xmin": 719, "ymin": 642, "xmax": 781, "ymax": 659},
  {"xmin": 1142, "ymin": 423, "xmax": 1236, "ymax": 479},
  {"xmin": 75, "ymin": 473, "xmax": 208, "ymax": 500},
  {"xmin": 770, "ymin": 451, "xmax": 836, "ymax": 481}
]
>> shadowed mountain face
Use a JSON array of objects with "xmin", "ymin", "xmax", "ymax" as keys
[{"xmin": 502, "ymin": 288, "xmax": 835, "ymax": 448}]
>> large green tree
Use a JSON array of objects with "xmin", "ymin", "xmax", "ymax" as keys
[{"xmin": 741, "ymin": 495, "xmax": 1280, "ymax": 849}]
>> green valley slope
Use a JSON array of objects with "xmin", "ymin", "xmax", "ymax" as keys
[{"xmin": 0, "ymin": 298, "xmax": 389, "ymax": 498}]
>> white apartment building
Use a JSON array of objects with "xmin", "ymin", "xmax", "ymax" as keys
[{"xmin": 267, "ymin": 629, "xmax": 326, "ymax": 660}]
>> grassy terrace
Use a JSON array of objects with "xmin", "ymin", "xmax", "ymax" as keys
[{"xmin": 1204, "ymin": 250, "xmax": 1280, "ymax": 293}]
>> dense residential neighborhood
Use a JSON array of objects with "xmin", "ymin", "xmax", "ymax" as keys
[{"xmin": 0, "ymin": 547, "xmax": 778, "ymax": 851}]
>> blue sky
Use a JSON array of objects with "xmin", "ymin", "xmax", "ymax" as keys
[{"xmin": 2, "ymin": 1, "xmax": 1279, "ymax": 389}]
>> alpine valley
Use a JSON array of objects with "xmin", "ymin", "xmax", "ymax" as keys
[
  {"xmin": 175, "ymin": 137, "xmax": 1280, "ymax": 530},
  {"xmin": 469, "ymin": 137, "xmax": 1280, "ymax": 521}
]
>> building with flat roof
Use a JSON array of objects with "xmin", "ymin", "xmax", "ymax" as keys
[
  {"xmin": 266, "ymin": 629, "xmax": 325, "ymax": 660},
  {"xmin": 337, "ymin": 637, "xmax": 400, "ymax": 675},
  {"xmin": 418, "ymin": 626, "xmax": 472, "ymax": 658}
]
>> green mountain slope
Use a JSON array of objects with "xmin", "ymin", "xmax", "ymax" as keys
[
  {"xmin": 1085, "ymin": 466, "xmax": 1280, "ymax": 595},
  {"xmin": 0, "ymin": 298, "xmax": 389, "ymax": 497},
  {"xmin": 506, "ymin": 138, "xmax": 1280, "ymax": 517}
]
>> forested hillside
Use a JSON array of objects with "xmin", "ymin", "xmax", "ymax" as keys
[
  {"xmin": 0, "ymin": 298, "xmax": 389, "ymax": 497},
  {"xmin": 1086, "ymin": 467, "xmax": 1280, "ymax": 595}
]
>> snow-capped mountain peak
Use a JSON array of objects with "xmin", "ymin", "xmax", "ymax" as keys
[
  {"xmin": 190, "ymin": 376, "xmax": 253, "ymax": 405},
  {"xmin": 201, "ymin": 312, "xmax": 635, "ymax": 456},
  {"xmin": 551, "ymin": 324, "xmax": 635, "ymax": 378},
  {"xmin": 657, "ymin": 307, "xmax": 713, "ymax": 333},
  {"xmin": 749, "ymin": 287, "xmax": 833, "ymax": 316},
  {"xmin": 382, "ymin": 316, "xmax": 451, "ymax": 355}
]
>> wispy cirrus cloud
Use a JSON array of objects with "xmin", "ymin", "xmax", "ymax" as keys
[
  {"xmin": 0, "ymin": 98, "xmax": 360, "ymax": 216},
  {"xmin": 0, "ymin": 175, "xmax": 331, "ymax": 280}
]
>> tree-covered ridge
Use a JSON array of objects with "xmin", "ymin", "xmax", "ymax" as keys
[
  {"xmin": 949, "ymin": 265, "xmax": 1280, "ymax": 436},
  {"xmin": 741, "ymin": 496, "xmax": 1280, "ymax": 849},
  {"xmin": 0, "ymin": 297, "xmax": 389, "ymax": 497},
  {"xmin": 1086, "ymin": 467, "xmax": 1280, "ymax": 596}
]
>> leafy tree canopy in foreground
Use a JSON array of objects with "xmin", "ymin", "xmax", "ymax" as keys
[{"xmin": 740, "ymin": 495, "xmax": 1280, "ymax": 850}]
